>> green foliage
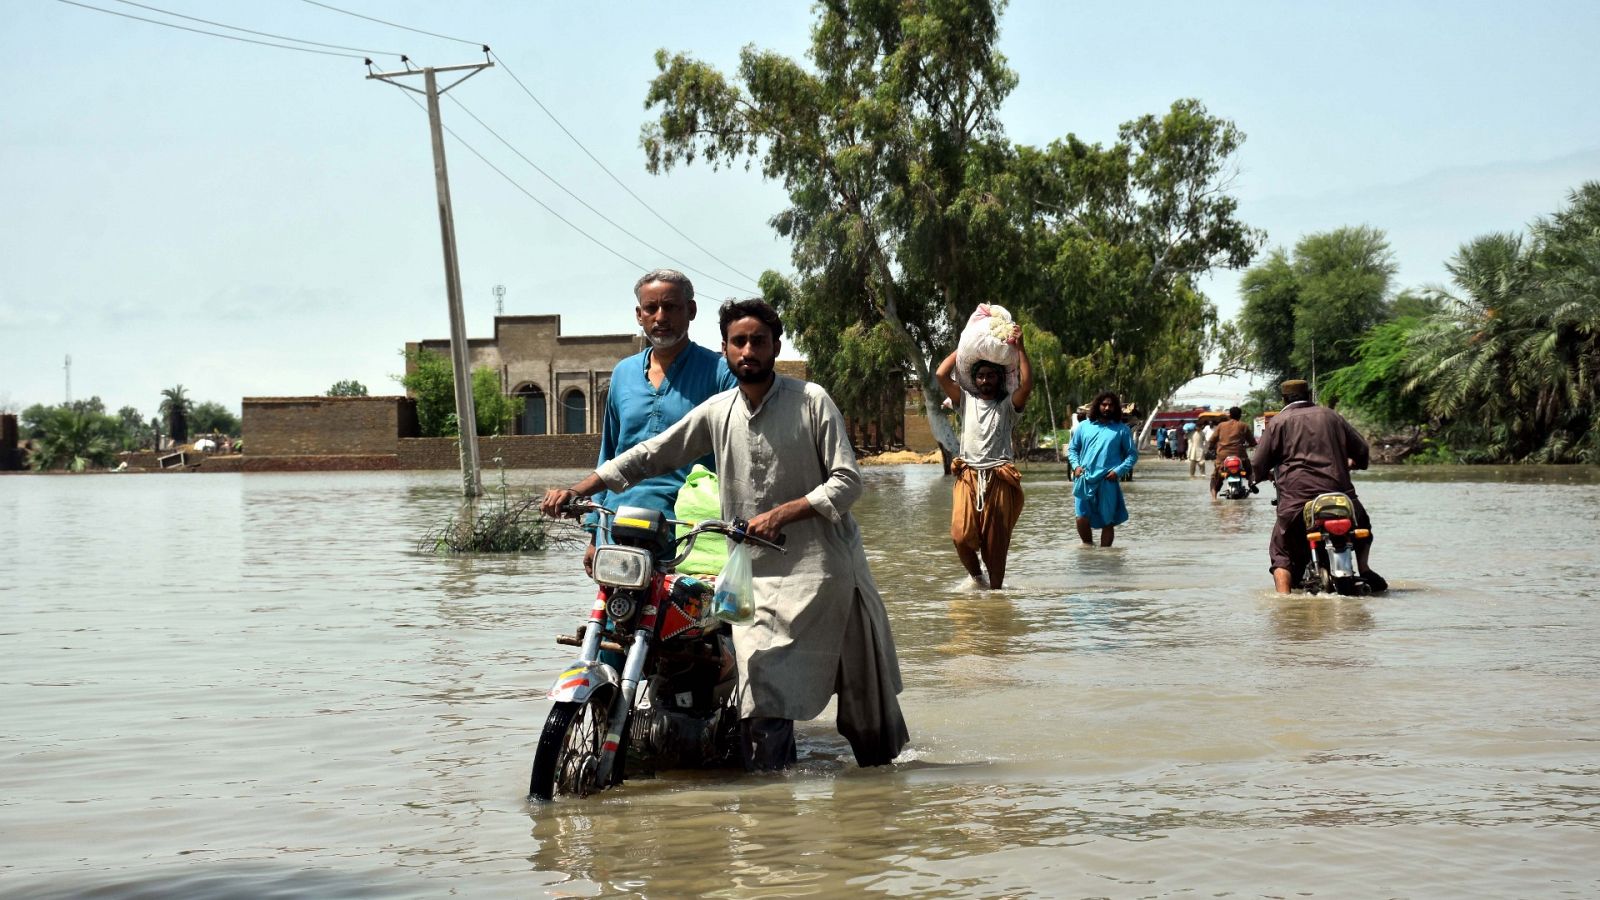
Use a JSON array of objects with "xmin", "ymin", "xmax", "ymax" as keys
[
  {"xmin": 1403, "ymin": 183, "xmax": 1600, "ymax": 463},
  {"xmin": 1238, "ymin": 226, "xmax": 1397, "ymax": 382},
  {"xmin": 418, "ymin": 466, "xmax": 576, "ymax": 554},
  {"xmin": 398, "ymin": 349, "xmax": 524, "ymax": 437},
  {"xmin": 189, "ymin": 401, "xmax": 241, "ymax": 437},
  {"xmin": 327, "ymin": 379, "xmax": 369, "ymax": 397},
  {"xmin": 1320, "ymin": 317, "xmax": 1428, "ymax": 430},
  {"xmin": 472, "ymin": 367, "xmax": 523, "ymax": 437},
  {"xmin": 116, "ymin": 405, "xmax": 154, "ymax": 450},
  {"xmin": 160, "ymin": 385, "xmax": 192, "ymax": 444},
  {"xmin": 641, "ymin": 1, "xmax": 1259, "ymax": 451},
  {"xmin": 29, "ymin": 406, "xmax": 119, "ymax": 471}
]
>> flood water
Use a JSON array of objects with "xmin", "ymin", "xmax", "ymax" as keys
[{"xmin": 3, "ymin": 461, "xmax": 1598, "ymax": 898}]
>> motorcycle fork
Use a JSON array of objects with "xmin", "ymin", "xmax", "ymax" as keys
[
  {"xmin": 595, "ymin": 630, "xmax": 651, "ymax": 785},
  {"xmin": 576, "ymin": 586, "xmax": 608, "ymax": 663}
]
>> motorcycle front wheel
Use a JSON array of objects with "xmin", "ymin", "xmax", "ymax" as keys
[{"xmin": 529, "ymin": 696, "xmax": 609, "ymax": 801}]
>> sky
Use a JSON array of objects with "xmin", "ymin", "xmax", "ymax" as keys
[{"xmin": 3, "ymin": 0, "xmax": 1598, "ymax": 418}]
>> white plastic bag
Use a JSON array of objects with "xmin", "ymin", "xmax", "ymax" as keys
[
  {"xmin": 953, "ymin": 303, "xmax": 1020, "ymax": 396},
  {"xmin": 711, "ymin": 540, "xmax": 755, "ymax": 625}
]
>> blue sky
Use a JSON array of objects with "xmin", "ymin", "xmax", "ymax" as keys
[{"xmin": 3, "ymin": 0, "xmax": 1597, "ymax": 417}]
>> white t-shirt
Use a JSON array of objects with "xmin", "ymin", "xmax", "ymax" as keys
[{"xmin": 959, "ymin": 393, "xmax": 1018, "ymax": 467}]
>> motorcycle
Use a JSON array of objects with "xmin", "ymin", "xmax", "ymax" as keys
[
  {"xmin": 1217, "ymin": 455, "xmax": 1254, "ymax": 500},
  {"xmin": 1299, "ymin": 492, "xmax": 1375, "ymax": 596},
  {"xmin": 528, "ymin": 500, "xmax": 784, "ymax": 801}
]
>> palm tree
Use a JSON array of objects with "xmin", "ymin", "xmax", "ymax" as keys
[
  {"xmin": 31, "ymin": 408, "xmax": 115, "ymax": 471},
  {"xmin": 159, "ymin": 385, "xmax": 192, "ymax": 445},
  {"xmin": 1407, "ymin": 183, "xmax": 1600, "ymax": 462}
]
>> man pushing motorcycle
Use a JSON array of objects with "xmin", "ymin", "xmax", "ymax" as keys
[
  {"xmin": 1251, "ymin": 379, "xmax": 1388, "ymax": 594},
  {"xmin": 543, "ymin": 298, "xmax": 909, "ymax": 772}
]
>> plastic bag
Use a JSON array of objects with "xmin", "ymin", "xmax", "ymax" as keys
[
  {"xmin": 953, "ymin": 303, "xmax": 1020, "ymax": 396},
  {"xmin": 673, "ymin": 465, "xmax": 727, "ymax": 576},
  {"xmin": 711, "ymin": 540, "xmax": 754, "ymax": 625}
]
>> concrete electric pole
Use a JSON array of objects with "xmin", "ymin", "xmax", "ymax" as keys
[{"xmin": 368, "ymin": 54, "xmax": 493, "ymax": 499}]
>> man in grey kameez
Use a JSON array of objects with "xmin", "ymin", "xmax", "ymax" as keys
[{"xmin": 542, "ymin": 298, "xmax": 909, "ymax": 770}]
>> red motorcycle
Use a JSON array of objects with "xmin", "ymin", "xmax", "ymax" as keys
[{"xmin": 529, "ymin": 500, "xmax": 783, "ymax": 800}]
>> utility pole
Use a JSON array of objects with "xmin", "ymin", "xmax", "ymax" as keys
[
  {"xmin": 64, "ymin": 354, "xmax": 72, "ymax": 404},
  {"xmin": 369, "ymin": 53, "xmax": 493, "ymax": 499},
  {"xmin": 493, "ymin": 284, "xmax": 505, "ymax": 320}
]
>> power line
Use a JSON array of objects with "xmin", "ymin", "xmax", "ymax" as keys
[
  {"xmin": 294, "ymin": 1, "xmax": 765, "ymax": 289},
  {"xmin": 387, "ymin": 89, "xmax": 649, "ymax": 274},
  {"xmin": 448, "ymin": 96, "xmax": 758, "ymax": 294},
  {"xmin": 105, "ymin": 0, "xmax": 406, "ymax": 57},
  {"xmin": 298, "ymin": 0, "xmax": 481, "ymax": 47},
  {"xmin": 491, "ymin": 51, "xmax": 765, "ymax": 288},
  {"xmin": 54, "ymin": 0, "xmax": 369, "ymax": 59}
]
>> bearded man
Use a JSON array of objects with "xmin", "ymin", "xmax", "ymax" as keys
[
  {"xmin": 544, "ymin": 298, "xmax": 909, "ymax": 772},
  {"xmin": 934, "ymin": 331, "xmax": 1034, "ymax": 589},
  {"xmin": 585, "ymin": 269, "xmax": 737, "ymax": 575}
]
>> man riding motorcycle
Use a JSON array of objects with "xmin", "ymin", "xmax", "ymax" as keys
[{"xmin": 1250, "ymin": 380, "xmax": 1388, "ymax": 594}]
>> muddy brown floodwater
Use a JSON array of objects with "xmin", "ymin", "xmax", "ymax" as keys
[{"xmin": 2, "ymin": 462, "xmax": 1597, "ymax": 897}]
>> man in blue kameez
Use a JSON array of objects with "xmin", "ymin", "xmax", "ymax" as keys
[
  {"xmin": 1067, "ymin": 390, "xmax": 1138, "ymax": 547},
  {"xmin": 583, "ymin": 269, "xmax": 737, "ymax": 574}
]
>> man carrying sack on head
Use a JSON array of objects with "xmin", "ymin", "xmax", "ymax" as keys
[{"xmin": 935, "ymin": 311, "xmax": 1034, "ymax": 590}]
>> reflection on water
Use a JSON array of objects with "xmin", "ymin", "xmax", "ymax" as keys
[{"xmin": 2, "ymin": 464, "xmax": 1599, "ymax": 896}]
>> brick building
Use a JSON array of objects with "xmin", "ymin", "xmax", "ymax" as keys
[{"xmin": 407, "ymin": 314, "xmax": 644, "ymax": 436}]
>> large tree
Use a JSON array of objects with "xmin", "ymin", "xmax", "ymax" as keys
[
  {"xmin": 398, "ymin": 349, "xmax": 524, "ymax": 438},
  {"xmin": 30, "ymin": 407, "xmax": 118, "ymax": 472},
  {"xmin": 159, "ymin": 385, "xmax": 192, "ymax": 445},
  {"xmin": 1237, "ymin": 225, "xmax": 1398, "ymax": 383},
  {"xmin": 1405, "ymin": 183, "xmax": 1600, "ymax": 462},
  {"xmin": 642, "ymin": 0, "xmax": 1257, "ymax": 453}
]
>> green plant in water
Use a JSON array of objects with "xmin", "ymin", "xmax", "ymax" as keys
[{"xmin": 418, "ymin": 459, "xmax": 585, "ymax": 554}]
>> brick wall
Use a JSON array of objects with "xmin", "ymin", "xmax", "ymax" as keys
[
  {"xmin": 397, "ymin": 434, "xmax": 601, "ymax": 470},
  {"xmin": 243, "ymin": 396, "xmax": 417, "ymax": 456}
]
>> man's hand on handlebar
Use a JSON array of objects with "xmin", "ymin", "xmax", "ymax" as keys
[
  {"xmin": 541, "ymin": 473, "xmax": 608, "ymax": 519},
  {"xmin": 540, "ymin": 488, "xmax": 580, "ymax": 518}
]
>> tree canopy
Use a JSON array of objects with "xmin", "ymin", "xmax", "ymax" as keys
[
  {"xmin": 398, "ymin": 349, "xmax": 523, "ymax": 438},
  {"xmin": 1316, "ymin": 182, "xmax": 1600, "ymax": 463},
  {"xmin": 641, "ymin": 0, "xmax": 1258, "ymax": 452},
  {"xmin": 327, "ymin": 379, "xmax": 369, "ymax": 397},
  {"xmin": 1237, "ymin": 225, "xmax": 1397, "ymax": 383}
]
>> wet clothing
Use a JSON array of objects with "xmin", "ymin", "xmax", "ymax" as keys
[
  {"xmin": 951, "ymin": 393, "xmax": 1024, "ymax": 580},
  {"xmin": 1253, "ymin": 401, "xmax": 1375, "ymax": 576},
  {"xmin": 1269, "ymin": 493, "xmax": 1373, "ymax": 580},
  {"xmin": 1068, "ymin": 419, "xmax": 1137, "ymax": 528},
  {"xmin": 958, "ymin": 392, "xmax": 1017, "ymax": 468},
  {"xmin": 592, "ymin": 342, "xmax": 737, "ymax": 525},
  {"xmin": 1208, "ymin": 419, "xmax": 1257, "ymax": 492},
  {"xmin": 950, "ymin": 459, "xmax": 1024, "ymax": 571},
  {"xmin": 597, "ymin": 375, "xmax": 908, "ymax": 766}
]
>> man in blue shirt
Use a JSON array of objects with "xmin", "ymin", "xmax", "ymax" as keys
[{"xmin": 584, "ymin": 268, "xmax": 738, "ymax": 574}]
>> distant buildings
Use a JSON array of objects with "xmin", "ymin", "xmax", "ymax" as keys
[{"xmin": 407, "ymin": 314, "xmax": 643, "ymax": 436}]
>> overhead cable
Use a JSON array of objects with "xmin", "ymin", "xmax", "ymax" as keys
[
  {"xmin": 388, "ymin": 90, "xmax": 647, "ymax": 274},
  {"xmin": 491, "ymin": 51, "xmax": 765, "ymax": 288},
  {"xmin": 54, "ymin": 0, "xmax": 369, "ymax": 59},
  {"xmin": 294, "ymin": 0, "xmax": 765, "ymax": 289},
  {"xmin": 105, "ymin": 0, "xmax": 406, "ymax": 57},
  {"xmin": 298, "ymin": 0, "xmax": 482, "ymax": 47},
  {"xmin": 449, "ymin": 97, "xmax": 758, "ymax": 295}
]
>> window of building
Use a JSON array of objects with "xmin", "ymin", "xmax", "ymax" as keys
[
  {"xmin": 561, "ymin": 389, "xmax": 586, "ymax": 435},
  {"xmin": 513, "ymin": 384, "xmax": 546, "ymax": 435}
]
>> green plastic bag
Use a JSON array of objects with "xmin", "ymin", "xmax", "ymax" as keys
[{"xmin": 673, "ymin": 464, "xmax": 726, "ymax": 576}]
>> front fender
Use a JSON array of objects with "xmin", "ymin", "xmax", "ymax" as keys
[{"xmin": 546, "ymin": 659, "xmax": 620, "ymax": 704}]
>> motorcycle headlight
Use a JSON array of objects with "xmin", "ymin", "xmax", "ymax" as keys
[{"xmin": 592, "ymin": 545, "xmax": 652, "ymax": 590}]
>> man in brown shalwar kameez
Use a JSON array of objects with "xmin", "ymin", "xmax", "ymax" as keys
[
  {"xmin": 934, "ymin": 331, "xmax": 1033, "ymax": 589},
  {"xmin": 542, "ymin": 299, "xmax": 910, "ymax": 771},
  {"xmin": 1252, "ymin": 379, "xmax": 1387, "ymax": 594}
]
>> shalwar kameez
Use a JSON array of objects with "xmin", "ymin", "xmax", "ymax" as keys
[{"xmin": 596, "ymin": 375, "xmax": 909, "ymax": 767}]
